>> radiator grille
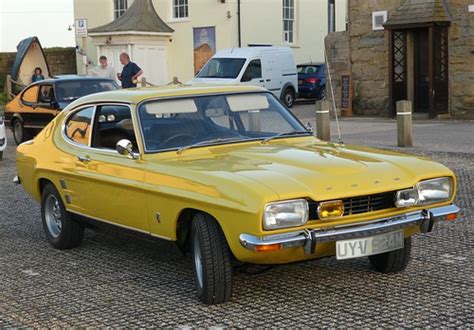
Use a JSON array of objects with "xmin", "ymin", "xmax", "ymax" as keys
[{"xmin": 342, "ymin": 191, "xmax": 396, "ymax": 215}]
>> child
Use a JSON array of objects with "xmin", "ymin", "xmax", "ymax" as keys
[{"xmin": 32, "ymin": 67, "xmax": 45, "ymax": 82}]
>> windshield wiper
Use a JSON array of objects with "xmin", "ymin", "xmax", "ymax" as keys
[
  {"xmin": 261, "ymin": 131, "xmax": 310, "ymax": 144},
  {"xmin": 177, "ymin": 137, "xmax": 245, "ymax": 154}
]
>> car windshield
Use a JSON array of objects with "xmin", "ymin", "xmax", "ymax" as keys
[
  {"xmin": 297, "ymin": 65, "xmax": 324, "ymax": 74},
  {"xmin": 138, "ymin": 92, "xmax": 309, "ymax": 153},
  {"xmin": 197, "ymin": 58, "xmax": 246, "ymax": 79},
  {"xmin": 55, "ymin": 80, "xmax": 118, "ymax": 103}
]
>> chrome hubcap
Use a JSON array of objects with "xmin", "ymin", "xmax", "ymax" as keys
[
  {"xmin": 285, "ymin": 93, "xmax": 293, "ymax": 105},
  {"xmin": 14, "ymin": 122, "xmax": 22, "ymax": 142},
  {"xmin": 45, "ymin": 195, "xmax": 62, "ymax": 238},
  {"xmin": 193, "ymin": 237, "xmax": 203, "ymax": 289}
]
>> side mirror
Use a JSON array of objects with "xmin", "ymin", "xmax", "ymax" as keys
[{"xmin": 116, "ymin": 139, "xmax": 138, "ymax": 159}]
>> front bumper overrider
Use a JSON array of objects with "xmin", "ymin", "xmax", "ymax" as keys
[{"xmin": 240, "ymin": 204, "xmax": 460, "ymax": 255}]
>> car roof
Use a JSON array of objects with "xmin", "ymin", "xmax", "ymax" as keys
[
  {"xmin": 298, "ymin": 62, "xmax": 325, "ymax": 66},
  {"xmin": 31, "ymin": 76, "xmax": 116, "ymax": 85},
  {"xmin": 66, "ymin": 84, "xmax": 268, "ymax": 109},
  {"xmin": 213, "ymin": 46, "xmax": 293, "ymax": 58}
]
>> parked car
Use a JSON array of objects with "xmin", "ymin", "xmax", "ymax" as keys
[
  {"xmin": 0, "ymin": 114, "xmax": 6, "ymax": 160},
  {"xmin": 297, "ymin": 62, "xmax": 326, "ymax": 100},
  {"xmin": 15, "ymin": 85, "xmax": 459, "ymax": 304},
  {"xmin": 191, "ymin": 46, "xmax": 298, "ymax": 108},
  {"xmin": 4, "ymin": 76, "xmax": 119, "ymax": 145}
]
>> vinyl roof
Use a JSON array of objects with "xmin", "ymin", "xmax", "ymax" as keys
[
  {"xmin": 384, "ymin": 0, "xmax": 451, "ymax": 29},
  {"xmin": 88, "ymin": 0, "xmax": 174, "ymax": 35}
]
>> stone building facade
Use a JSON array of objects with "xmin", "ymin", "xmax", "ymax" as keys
[{"xmin": 326, "ymin": 0, "xmax": 474, "ymax": 119}]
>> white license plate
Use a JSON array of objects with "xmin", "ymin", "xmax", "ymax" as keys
[{"xmin": 336, "ymin": 231, "xmax": 404, "ymax": 260}]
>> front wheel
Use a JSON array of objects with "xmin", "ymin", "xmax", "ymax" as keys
[
  {"xmin": 12, "ymin": 119, "xmax": 32, "ymax": 145},
  {"xmin": 281, "ymin": 87, "xmax": 295, "ymax": 108},
  {"xmin": 191, "ymin": 213, "xmax": 233, "ymax": 304},
  {"xmin": 41, "ymin": 183, "xmax": 84, "ymax": 249},
  {"xmin": 368, "ymin": 237, "xmax": 412, "ymax": 273}
]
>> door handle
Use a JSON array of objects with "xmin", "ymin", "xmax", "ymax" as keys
[
  {"xmin": 259, "ymin": 79, "xmax": 264, "ymax": 83},
  {"xmin": 266, "ymin": 79, "xmax": 271, "ymax": 82},
  {"xmin": 77, "ymin": 156, "xmax": 91, "ymax": 163}
]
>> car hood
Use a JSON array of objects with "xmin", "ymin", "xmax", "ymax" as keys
[{"xmin": 146, "ymin": 137, "xmax": 454, "ymax": 201}]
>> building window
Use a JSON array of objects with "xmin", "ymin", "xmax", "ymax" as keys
[
  {"xmin": 172, "ymin": 0, "xmax": 189, "ymax": 19},
  {"xmin": 114, "ymin": 0, "xmax": 128, "ymax": 19},
  {"xmin": 283, "ymin": 0, "xmax": 295, "ymax": 43}
]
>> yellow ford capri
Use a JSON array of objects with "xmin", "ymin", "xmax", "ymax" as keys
[{"xmin": 15, "ymin": 85, "xmax": 459, "ymax": 304}]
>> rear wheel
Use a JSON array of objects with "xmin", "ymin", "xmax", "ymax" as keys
[
  {"xmin": 368, "ymin": 237, "xmax": 412, "ymax": 273},
  {"xmin": 12, "ymin": 119, "xmax": 31, "ymax": 145},
  {"xmin": 281, "ymin": 87, "xmax": 295, "ymax": 108},
  {"xmin": 41, "ymin": 183, "xmax": 84, "ymax": 249},
  {"xmin": 319, "ymin": 87, "xmax": 326, "ymax": 100},
  {"xmin": 191, "ymin": 213, "xmax": 233, "ymax": 304}
]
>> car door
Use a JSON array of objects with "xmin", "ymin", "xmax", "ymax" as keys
[
  {"xmin": 62, "ymin": 104, "xmax": 149, "ymax": 232},
  {"xmin": 19, "ymin": 83, "xmax": 59, "ymax": 130}
]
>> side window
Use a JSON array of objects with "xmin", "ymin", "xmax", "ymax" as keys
[
  {"xmin": 65, "ymin": 107, "xmax": 94, "ymax": 146},
  {"xmin": 38, "ymin": 85, "xmax": 54, "ymax": 104},
  {"xmin": 21, "ymin": 85, "xmax": 39, "ymax": 104},
  {"xmin": 92, "ymin": 105, "xmax": 137, "ymax": 151},
  {"xmin": 241, "ymin": 60, "xmax": 262, "ymax": 82}
]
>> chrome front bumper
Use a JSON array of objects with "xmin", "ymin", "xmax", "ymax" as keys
[{"xmin": 240, "ymin": 204, "xmax": 460, "ymax": 254}]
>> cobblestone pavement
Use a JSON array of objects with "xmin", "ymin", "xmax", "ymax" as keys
[{"xmin": 0, "ymin": 121, "xmax": 473, "ymax": 327}]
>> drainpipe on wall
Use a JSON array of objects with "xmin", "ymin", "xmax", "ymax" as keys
[
  {"xmin": 237, "ymin": 0, "xmax": 242, "ymax": 47},
  {"xmin": 328, "ymin": 0, "xmax": 335, "ymax": 33}
]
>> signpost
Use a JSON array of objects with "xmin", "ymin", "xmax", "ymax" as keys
[
  {"xmin": 75, "ymin": 19, "xmax": 89, "ymax": 75},
  {"xmin": 341, "ymin": 74, "xmax": 353, "ymax": 117}
]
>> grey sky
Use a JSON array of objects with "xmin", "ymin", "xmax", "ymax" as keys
[{"xmin": 0, "ymin": 0, "xmax": 75, "ymax": 52}]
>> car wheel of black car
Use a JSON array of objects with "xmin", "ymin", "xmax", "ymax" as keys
[
  {"xmin": 319, "ymin": 87, "xmax": 326, "ymax": 100},
  {"xmin": 12, "ymin": 119, "xmax": 31, "ymax": 145},
  {"xmin": 282, "ymin": 87, "xmax": 295, "ymax": 108},
  {"xmin": 41, "ymin": 183, "xmax": 84, "ymax": 250},
  {"xmin": 191, "ymin": 213, "xmax": 233, "ymax": 304},
  {"xmin": 368, "ymin": 237, "xmax": 412, "ymax": 273}
]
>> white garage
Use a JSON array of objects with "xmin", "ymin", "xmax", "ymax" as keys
[{"xmin": 88, "ymin": 0, "xmax": 174, "ymax": 86}]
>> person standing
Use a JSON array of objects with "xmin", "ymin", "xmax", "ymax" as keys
[
  {"xmin": 31, "ymin": 67, "xmax": 45, "ymax": 82},
  {"xmin": 117, "ymin": 53, "xmax": 143, "ymax": 89},
  {"xmin": 91, "ymin": 56, "xmax": 116, "ymax": 80}
]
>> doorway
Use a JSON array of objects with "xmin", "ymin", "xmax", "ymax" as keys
[{"xmin": 414, "ymin": 29, "xmax": 429, "ymax": 113}]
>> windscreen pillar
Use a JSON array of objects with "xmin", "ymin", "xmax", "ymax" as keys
[
  {"xmin": 397, "ymin": 100, "xmax": 413, "ymax": 147},
  {"xmin": 315, "ymin": 100, "xmax": 331, "ymax": 141}
]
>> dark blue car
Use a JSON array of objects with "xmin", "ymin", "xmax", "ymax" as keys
[{"xmin": 297, "ymin": 63, "xmax": 326, "ymax": 100}]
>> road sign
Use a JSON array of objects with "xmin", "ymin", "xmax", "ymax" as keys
[{"xmin": 75, "ymin": 19, "xmax": 88, "ymax": 37}]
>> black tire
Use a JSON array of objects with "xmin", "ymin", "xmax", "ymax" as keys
[
  {"xmin": 319, "ymin": 87, "xmax": 326, "ymax": 100},
  {"xmin": 0, "ymin": 151, "xmax": 3, "ymax": 161},
  {"xmin": 368, "ymin": 237, "xmax": 412, "ymax": 273},
  {"xmin": 281, "ymin": 87, "xmax": 295, "ymax": 108},
  {"xmin": 12, "ymin": 119, "xmax": 31, "ymax": 145},
  {"xmin": 41, "ymin": 183, "xmax": 84, "ymax": 249},
  {"xmin": 191, "ymin": 213, "xmax": 233, "ymax": 304}
]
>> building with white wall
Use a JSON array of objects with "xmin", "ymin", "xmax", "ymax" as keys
[{"xmin": 73, "ymin": 0, "xmax": 347, "ymax": 85}]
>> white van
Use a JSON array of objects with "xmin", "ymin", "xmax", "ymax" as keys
[{"xmin": 191, "ymin": 46, "xmax": 298, "ymax": 107}]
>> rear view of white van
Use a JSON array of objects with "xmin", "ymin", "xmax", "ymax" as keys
[{"xmin": 190, "ymin": 46, "xmax": 298, "ymax": 108}]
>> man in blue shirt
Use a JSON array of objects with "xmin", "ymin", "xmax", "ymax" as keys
[{"xmin": 117, "ymin": 53, "xmax": 143, "ymax": 88}]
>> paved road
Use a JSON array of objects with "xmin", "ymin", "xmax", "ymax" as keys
[
  {"xmin": 0, "ymin": 108, "xmax": 473, "ymax": 327},
  {"xmin": 292, "ymin": 101, "xmax": 474, "ymax": 154}
]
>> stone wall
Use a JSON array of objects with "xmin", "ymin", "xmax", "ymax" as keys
[
  {"xmin": 325, "ymin": 0, "xmax": 474, "ymax": 119},
  {"xmin": 0, "ymin": 47, "xmax": 77, "ymax": 90},
  {"xmin": 448, "ymin": 0, "xmax": 474, "ymax": 119}
]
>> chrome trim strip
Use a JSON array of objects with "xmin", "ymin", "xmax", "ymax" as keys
[
  {"xmin": 239, "ymin": 204, "xmax": 460, "ymax": 253},
  {"xmin": 68, "ymin": 210, "xmax": 174, "ymax": 241}
]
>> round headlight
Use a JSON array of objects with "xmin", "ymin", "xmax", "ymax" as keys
[{"xmin": 263, "ymin": 199, "xmax": 309, "ymax": 230}]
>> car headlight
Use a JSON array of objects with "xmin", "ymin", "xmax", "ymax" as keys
[
  {"xmin": 263, "ymin": 199, "xmax": 309, "ymax": 230},
  {"xmin": 396, "ymin": 177, "xmax": 452, "ymax": 207},
  {"xmin": 416, "ymin": 177, "xmax": 452, "ymax": 205}
]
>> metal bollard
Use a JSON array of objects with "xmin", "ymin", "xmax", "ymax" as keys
[
  {"xmin": 315, "ymin": 100, "xmax": 330, "ymax": 141},
  {"xmin": 397, "ymin": 100, "xmax": 413, "ymax": 147}
]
